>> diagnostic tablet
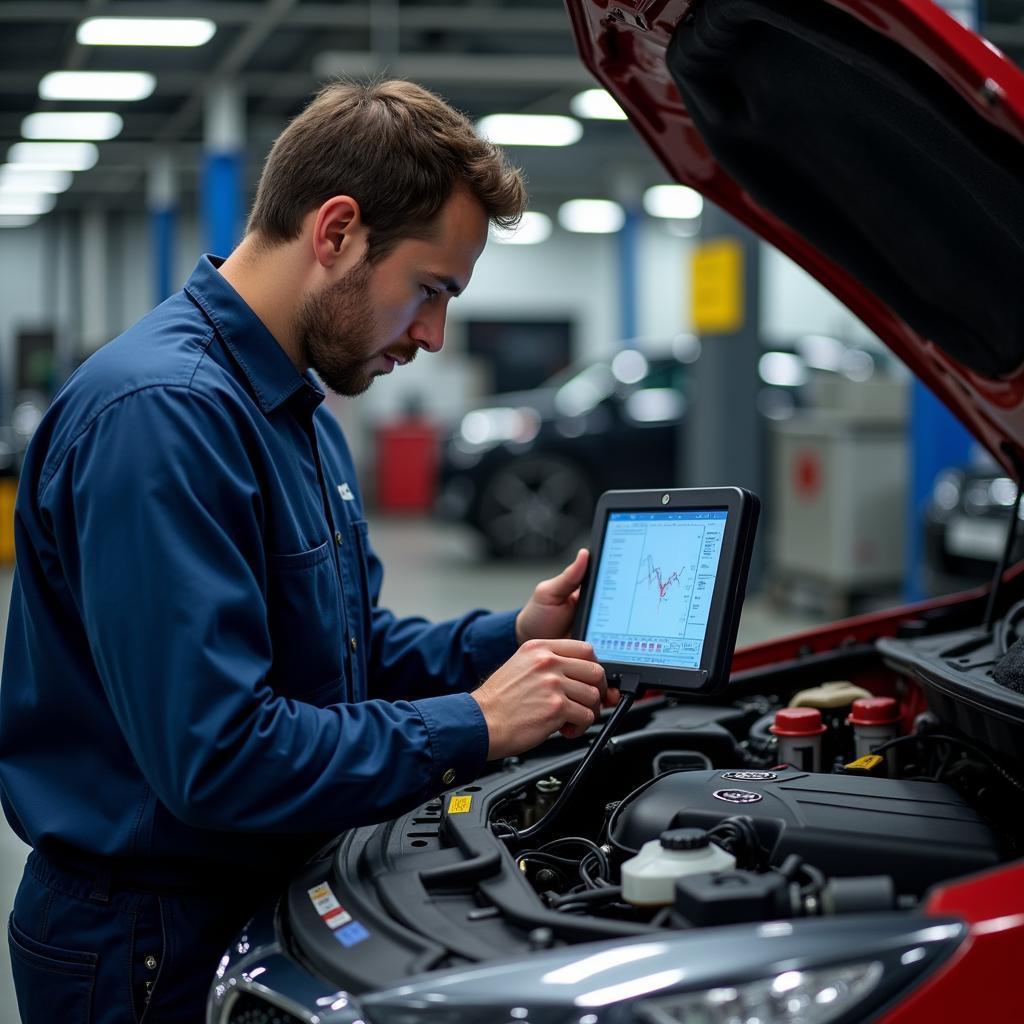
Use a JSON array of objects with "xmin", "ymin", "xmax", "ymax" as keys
[{"xmin": 573, "ymin": 487, "xmax": 759, "ymax": 695}]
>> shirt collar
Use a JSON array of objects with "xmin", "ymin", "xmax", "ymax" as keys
[{"xmin": 184, "ymin": 254, "xmax": 323, "ymax": 416}]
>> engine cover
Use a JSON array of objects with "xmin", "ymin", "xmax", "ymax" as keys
[{"xmin": 612, "ymin": 768, "xmax": 1000, "ymax": 894}]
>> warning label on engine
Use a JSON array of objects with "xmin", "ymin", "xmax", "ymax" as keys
[
  {"xmin": 307, "ymin": 882, "xmax": 352, "ymax": 930},
  {"xmin": 447, "ymin": 794, "xmax": 472, "ymax": 814}
]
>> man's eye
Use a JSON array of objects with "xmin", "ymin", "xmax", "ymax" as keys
[{"xmin": 422, "ymin": 285, "xmax": 439, "ymax": 300}]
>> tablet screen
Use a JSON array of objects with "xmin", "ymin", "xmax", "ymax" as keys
[{"xmin": 583, "ymin": 510, "xmax": 728, "ymax": 669}]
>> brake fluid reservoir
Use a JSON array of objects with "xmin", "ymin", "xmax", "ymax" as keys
[{"xmin": 621, "ymin": 828, "xmax": 736, "ymax": 906}]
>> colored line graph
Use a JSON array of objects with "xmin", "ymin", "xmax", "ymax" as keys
[{"xmin": 636, "ymin": 555, "xmax": 686, "ymax": 606}]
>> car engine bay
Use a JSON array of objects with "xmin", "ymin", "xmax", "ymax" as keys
[{"xmin": 281, "ymin": 588, "xmax": 1024, "ymax": 992}]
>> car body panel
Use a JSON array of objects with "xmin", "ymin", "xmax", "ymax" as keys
[{"xmin": 877, "ymin": 861, "xmax": 1024, "ymax": 1022}]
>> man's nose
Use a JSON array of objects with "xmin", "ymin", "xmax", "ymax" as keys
[{"xmin": 412, "ymin": 305, "xmax": 447, "ymax": 353}]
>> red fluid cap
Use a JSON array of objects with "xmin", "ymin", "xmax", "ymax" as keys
[
  {"xmin": 770, "ymin": 707, "xmax": 826, "ymax": 737},
  {"xmin": 848, "ymin": 697, "xmax": 900, "ymax": 727}
]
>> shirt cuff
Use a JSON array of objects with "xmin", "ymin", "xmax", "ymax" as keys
[
  {"xmin": 465, "ymin": 609, "xmax": 519, "ymax": 679},
  {"xmin": 412, "ymin": 691, "xmax": 489, "ymax": 791}
]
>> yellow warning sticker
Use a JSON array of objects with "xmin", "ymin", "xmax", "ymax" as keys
[
  {"xmin": 846, "ymin": 754, "xmax": 884, "ymax": 771},
  {"xmin": 447, "ymin": 794, "xmax": 473, "ymax": 814}
]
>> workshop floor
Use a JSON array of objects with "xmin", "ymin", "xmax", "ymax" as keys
[{"xmin": 0, "ymin": 515, "xmax": 826, "ymax": 1020}]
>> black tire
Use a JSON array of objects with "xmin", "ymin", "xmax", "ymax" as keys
[{"xmin": 477, "ymin": 455, "xmax": 594, "ymax": 559}]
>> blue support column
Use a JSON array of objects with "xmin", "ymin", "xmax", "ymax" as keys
[
  {"xmin": 617, "ymin": 207, "xmax": 640, "ymax": 344},
  {"xmin": 203, "ymin": 83, "xmax": 245, "ymax": 257},
  {"xmin": 202, "ymin": 152, "xmax": 242, "ymax": 257},
  {"xmin": 148, "ymin": 152, "xmax": 177, "ymax": 304}
]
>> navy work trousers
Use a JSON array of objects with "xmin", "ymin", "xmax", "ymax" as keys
[{"xmin": 8, "ymin": 851, "xmax": 258, "ymax": 1023}]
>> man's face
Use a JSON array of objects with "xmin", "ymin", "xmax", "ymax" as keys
[{"xmin": 297, "ymin": 187, "xmax": 489, "ymax": 396}]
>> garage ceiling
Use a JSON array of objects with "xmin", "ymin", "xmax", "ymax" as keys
[{"xmin": 1, "ymin": 0, "xmax": 1022, "ymax": 215}]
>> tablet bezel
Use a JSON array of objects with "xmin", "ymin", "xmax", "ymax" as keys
[{"xmin": 572, "ymin": 486, "xmax": 759, "ymax": 695}]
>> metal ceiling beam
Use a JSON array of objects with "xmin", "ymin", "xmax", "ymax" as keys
[
  {"xmin": 0, "ymin": 53, "xmax": 592, "ymax": 98},
  {"xmin": 0, "ymin": 3, "xmax": 572, "ymax": 32},
  {"xmin": 314, "ymin": 52, "xmax": 591, "ymax": 86}
]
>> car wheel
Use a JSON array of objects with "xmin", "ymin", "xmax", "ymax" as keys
[{"xmin": 477, "ymin": 455, "xmax": 594, "ymax": 559}]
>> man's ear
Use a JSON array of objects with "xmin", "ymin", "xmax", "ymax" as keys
[{"xmin": 311, "ymin": 195, "xmax": 366, "ymax": 268}]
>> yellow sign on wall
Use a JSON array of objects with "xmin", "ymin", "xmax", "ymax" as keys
[{"xmin": 691, "ymin": 238, "xmax": 744, "ymax": 334}]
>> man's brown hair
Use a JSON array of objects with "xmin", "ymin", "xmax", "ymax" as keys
[{"xmin": 246, "ymin": 78, "xmax": 526, "ymax": 262}]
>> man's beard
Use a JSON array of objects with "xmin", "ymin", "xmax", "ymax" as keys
[{"xmin": 296, "ymin": 257, "xmax": 417, "ymax": 396}]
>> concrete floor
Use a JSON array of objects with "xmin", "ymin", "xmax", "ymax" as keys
[{"xmin": 0, "ymin": 515, "xmax": 826, "ymax": 1020}]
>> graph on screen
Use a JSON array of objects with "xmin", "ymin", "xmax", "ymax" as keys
[{"xmin": 585, "ymin": 510, "xmax": 727, "ymax": 669}]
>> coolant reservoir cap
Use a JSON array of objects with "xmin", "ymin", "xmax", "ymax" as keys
[
  {"xmin": 770, "ymin": 707, "xmax": 827, "ymax": 736},
  {"xmin": 659, "ymin": 828, "xmax": 710, "ymax": 851},
  {"xmin": 848, "ymin": 696, "xmax": 899, "ymax": 726}
]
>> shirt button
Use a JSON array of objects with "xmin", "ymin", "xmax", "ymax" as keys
[
  {"xmin": 334, "ymin": 530, "xmax": 343, "ymax": 546},
  {"xmin": 442, "ymin": 769, "xmax": 456, "ymax": 786},
  {"xmin": 144, "ymin": 955, "xmax": 158, "ymax": 970},
  {"xmin": 349, "ymin": 636, "xmax": 358, "ymax": 652}
]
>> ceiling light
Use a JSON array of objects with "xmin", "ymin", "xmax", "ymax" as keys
[
  {"xmin": 22, "ymin": 112, "xmax": 123, "ymax": 141},
  {"xmin": 570, "ymin": 89, "xmax": 627, "ymax": 120},
  {"xmin": 39, "ymin": 71, "xmax": 156, "ymax": 102},
  {"xmin": 643, "ymin": 184, "xmax": 704, "ymax": 220},
  {"xmin": 8, "ymin": 142, "xmax": 98, "ymax": 171},
  {"xmin": 558, "ymin": 199, "xmax": 625, "ymax": 234},
  {"xmin": 477, "ymin": 114, "xmax": 582, "ymax": 147},
  {"xmin": 0, "ymin": 215, "xmax": 39, "ymax": 229},
  {"xmin": 490, "ymin": 212, "xmax": 552, "ymax": 245},
  {"xmin": 77, "ymin": 17, "xmax": 216, "ymax": 47},
  {"xmin": 0, "ymin": 194, "xmax": 57, "ymax": 217},
  {"xmin": 0, "ymin": 166, "xmax": 73, "ymax": 193}
]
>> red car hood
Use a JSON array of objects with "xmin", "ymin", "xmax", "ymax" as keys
[{"xmin": 565, "ymin": 0, "xmax": 1024, "ymax": 472}]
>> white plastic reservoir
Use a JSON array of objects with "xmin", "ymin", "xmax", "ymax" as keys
[{"xmin": 621, "ymin": 828, "xmax": 736, "ymax": 906}]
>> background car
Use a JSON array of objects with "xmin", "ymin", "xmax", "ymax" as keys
[
  {"xmin": 923, "ymin": 456, "xmax": 1024, "ymax": 594},
  {"xmin": 436, "ymin": 340, "xmax": 694, "ymax": 558}
]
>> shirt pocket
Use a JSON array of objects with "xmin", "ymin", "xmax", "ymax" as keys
[{"xmin": 266, "ymin": 540, "xmax": 347, "ymax": 704}]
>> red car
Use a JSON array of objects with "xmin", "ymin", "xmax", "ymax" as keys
[
  {"xmin": 208, "ymin": 3, "xmax": 1024, "ymax": 1021},
  {"xmin": 568, "ymin": 0, "xmax": 1024, "ymax": 1017}
]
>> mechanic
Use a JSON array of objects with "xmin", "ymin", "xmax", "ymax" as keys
[{"xmin": 0, "ymin": 79, "xmax": 617, "ymax": 1023}]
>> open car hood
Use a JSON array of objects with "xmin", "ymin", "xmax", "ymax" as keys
[{"xmin": 565, "ymin": 0, "xmax": 1024, "ymax": 471}]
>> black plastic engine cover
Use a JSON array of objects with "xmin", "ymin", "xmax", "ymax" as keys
[{"xmin": 612, "ymin": 768, "xmax": 1000, "ymax": 895}]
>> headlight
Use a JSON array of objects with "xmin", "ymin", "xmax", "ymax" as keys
[
  {"xmin": 931, "ymin": 470, "xmax": 962, "ymax": 512},
  {"xmin": 456, "ymin": 406, "xmax": 540, "ymax": 450},
  {"xmin": 633, "ymin": 961, "xmax": 883, "ymax": 1024}
]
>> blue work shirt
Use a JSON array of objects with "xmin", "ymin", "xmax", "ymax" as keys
[{"xmin": 0, "ymin": 255, "xmax": 517, "ymax": 878}]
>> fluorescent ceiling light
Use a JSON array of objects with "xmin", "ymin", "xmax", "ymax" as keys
[
  {"xmin": 0, "ymin": 193, "xmax": 57, "ymax": 217},
  {"xmin": 78, "ymin": 17, "xmax": 216, "ymax": 47},
  {"xmin": 490, "ymin": 211, "xmax": 552, "ymax": 245},
  {"xmin": 643, "ymin": 184, "xmax": 703, "ymax": 220},
  {"xmin": 0, "ymin": 166, "xmax": 73, "ymax": 193},
  {"xmin": 477, "ymin": 114, "xmax": 582, "ymax": 147},
  {"xmin": 570, "ymin": 89, "xmax": 627, "ymax": 120},
  {"xmin": 558, "ymin": 199, "xmax": 625, "ymax": 234},
  {"xmin": 8, "ymin": 142, "xmax": 99, "ymax": 171},
  {"xmin": 0, "ymin": 215, "xmax": 39, "ymax": 229},
  {"xmin": 39, "ymin": 71, "xmax": 156, "ymax": 102},
  {"xmin": 22, "ymin": 112, "xmax": 123, "ymax": 141}
]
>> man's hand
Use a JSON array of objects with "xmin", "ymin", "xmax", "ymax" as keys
[
  {"xmin": 472, "ymin": 639, "xmax": 611, "ymax": 759},
  {"xmin": 515, "ymin": 548, "xmax": 588, "ymax": 646}
]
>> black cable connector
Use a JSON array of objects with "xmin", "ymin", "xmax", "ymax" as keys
[{"xmin": 505, "ymin": 673, "xmax": 642, "ymax": 843}]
